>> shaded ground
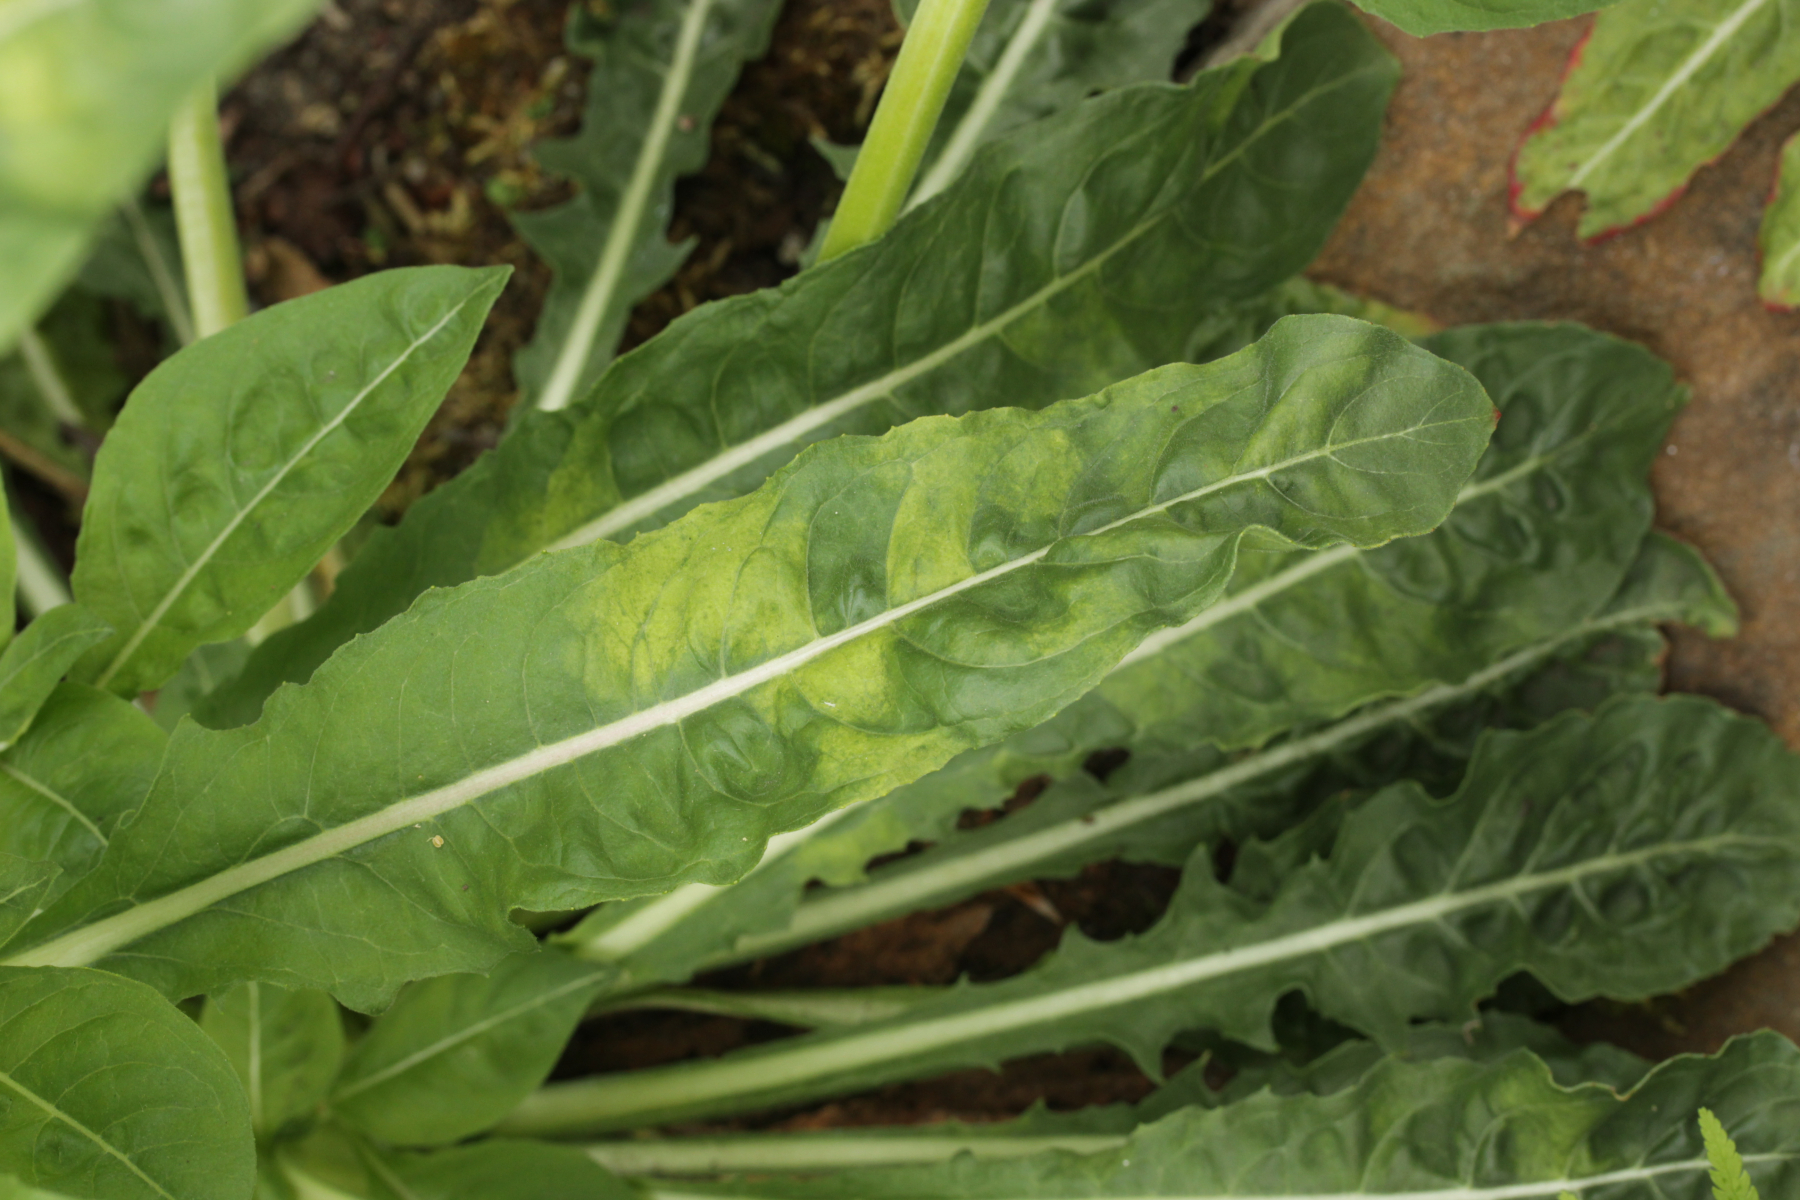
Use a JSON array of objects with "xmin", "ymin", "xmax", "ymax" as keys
[
  {"xmin": 1310, "ymin": 14, "xmax": 1800, "ymax": 1056},
  {"xmin": 192, "ymin": 0, "xmax": 1800, "ymax": 1127}
]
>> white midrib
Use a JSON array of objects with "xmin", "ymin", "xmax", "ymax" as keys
[
  {"xmin": 0, "ymin": 760, "xmax": 106, "ymax": 845},
  {"xmin": 93, "ymin": 299, "xmax": 476, "ymax": 689},
  {"xmin": 1562, "ymin": 0, "xmax": 1774, "ymax": 190},
  {"xmin": 588, "ymin": 1131, "xmax": 1131, "ymax": 1175},
  {"xmin": 640, "ymin": 1156, "xmax": 1795, "ymax": 1200},
  {"xmin": 907, "ymin": 0, "xmax": 1061, "ymax": 207},
  {"xmin": 0, "ymin": 1063, "xmax": 178, "ymax": 1200},
  {"xmin": 740, "ymin": 599, "xmax": 1652, "ymax": 957},
  {"xmin": 246, "ymin": 980, "xmax": 265, "ymax": 1132},
  {"xmin": 327, "ymin": 966, "xmax": 614, "ymax": 1104},
  {"xmin": 520, "ymin": 832, "xmax": 1763, "ymax": 1125},
  {"xmin": 10, "ymin": 426, "xmax": 1434, "ymax": 971},
  {"xmin": 536, "ymin": 0, "xmax": 715, "ymax": 414},
  {"xmin": 545, "ymin": 62, "xmax": 1375, "ymax": 550},
  {"xmin": 577, "ymin": 804, "xmax": 861, "ymax": 961}
]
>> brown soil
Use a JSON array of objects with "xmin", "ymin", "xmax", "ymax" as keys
[{"xmin": 1309, "ymin": 14, "xmax": 1800, "ymax": 1057}]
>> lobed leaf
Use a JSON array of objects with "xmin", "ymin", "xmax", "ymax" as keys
[
  {"xmin": 3, "ymin": 314, "xmax": 1491, "ymax": 1011},
  {"xmin": 68, "ymin": 265, "xmax": 508, "ymax": 696},
  {"xmin": 200, "ymin": 982, "xmax": 344, "ymax": 1140},
  {"xmin": 1511, "ymin": 0, "xmax": 1800, "ymax": 239},
  {"xmin": 0, "ymin": 0, "xmax": 317, "ymax": 350},
  {"xmin": 511, "ymin": 0, "xmax": 784, "ymax": 412},
  {"xmin": 500, "ymin": 690, "xmax": 1800, "ymax": 1134},
  {"xmin": 0, "ymin": 966, "xmax": 254, "ymax": 1200},
  {"xmin": 648, "ymin": 1034, "xmax": 1800, "ymax": 1200},
  {"xmin": 200, "ymin": 1, "xmax": 1401, "ymax": 728}
]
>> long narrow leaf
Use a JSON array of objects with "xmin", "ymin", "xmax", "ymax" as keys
[
  {"xmin": 513, "ymin": 0, "xmax": 784, "ymax": 413},
  {"xmin": 200, "ymin": 1, "xmax": 1400, "ymax": 728},
  {"xmin": 501, "ymin": 690, "xmax": 1800, "ymax": 1135},
  {"xmin": 68, "ymin": 266, "xmax": 508, "ymax": 696},
  {"xmin": 3, "ymin": 314, "xmax": 1490, "ymax": 1010}
]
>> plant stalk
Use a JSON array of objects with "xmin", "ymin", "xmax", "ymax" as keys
[
  {"xmin": 817, "ymin": 0, "xmax": 993, "ymax": 261},
  {"xmin": 11, "ymin": 510, "xmax": 70, "ymax": 616},
  {"xmin": 586, "ymin": 1129, "xmax": 1129, "ymax": 1176},
  {"xmin": 167, "ymin": 80, "xmax": 249, "ymax": 339}
]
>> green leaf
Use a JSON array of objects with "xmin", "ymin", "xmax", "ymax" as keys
[
  {"xmin": 0, "ymin": 607, "xmax": 113, "ymax": 751},
  {"xmin": 1701, "ymin": 1106, "xmax": 1764, "ymax": 1200},
  {"xmin": 643, "ymin": 1034, "xmax": 1800, "ymax": 1199},
  {"xmin": 511, "ymin": 0, "xmax": 784, "ymax": 413},
  {"xmin": 1348, "ymin": 0, "xmax": 1620, "ymax": 35},
  {"xmin": 327, "ymin": 951, "xmax": 614, "ymax": 1147},
  {"xmin": 499, "ymin": 690, "xmax": 1800, "ymax": 1135},
  {"xmin": 200, "ymin": 982, "xmax": 344, "ymax": 1140},
  {"xmin": 1758, "ymin": 132, "xmax": 1800, "ymax": 307},
  {"xmin": 0, "ymin": 857, "xmax": 59, "ymax": 949},
  {"xmin": 361, "ymin": 1139, "xmax": 636, "ymax": 1200},
  {"xmin": 899, "ymin": 0, "xmax": 1212, "ymax": 205},
  {"xmin": 200, "ymin": 2, "xmax": 1401, "ymax": 729},
  {"xmin": 67, "ymin": 265, "xmax": 509, "ymax": 697},
  {"xmin": 0, "ymin": 290, "xmax": 130, "ymax": 487},
  {"xmin": 0, "ymin": 966, "xmax": 254, "ymax": 1200},
  {"xmin": 1511, "ymin": 0, "xmax": 1800, "ymax": 238},
  {"xmin": 0, "ymin": 0, "xmax": 318, "ymax": 351},
  {"xmin": 5, "ymin": 314, "xmax": 1492, "ymax": 1010},
  {"xmin": 77, "ymin": 203, "xmax": 192, "ymax": 341},
  {"xmin": 557, "ymin": 320, "xmax": 1696, "ymax": 981},
  {"xmin": 0, "ymin": 684, "xmax": 165, "ymax": 910},
  {"xmin": 0, "ymin": 1174, "xmax": 79, "ymax": 1200},
  {"xmin": 0, "ymin": 503, "xmax": 13, "ymax": 655}
]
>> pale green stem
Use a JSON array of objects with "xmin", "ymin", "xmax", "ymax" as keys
[
  {"xmin": 907, "ymin": 0, "xmax": 1058, "ymax": 208},
  {"xmin": 11, "ymin": 512, "xmax": 69, "ymax": 617},
  {"xmin": 817, "ymin": 0, "xmax": 993, "ymax": 261},
  {"xmin": 593, "ymin": 985, "xmax": 942, "ymax": 1028},
  {"xmin": 167, "ymin": 80, "xmax": 248, "ymax": 339},
  {"xmin": 121, "ymin": 198, "xmax": 197, "ymax": 345},
  {"xmin": 16, "ymin": 327, "xmax": 84, "ymax": 427}
]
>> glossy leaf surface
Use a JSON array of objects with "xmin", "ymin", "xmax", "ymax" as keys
[
  {"xmin": 200, "ymin": 982, "xmax": 344, "ymax": 1139},
  {"xmin": 1511, "ymin": 0, "xmax": 1800, "ymax": 238},
  {"xmin": 655, "ymin": 1035, "xmax": 1800, "ymax": 1200},
  {"xmin": 0, "ymin": 607, "xmax": 112, "ymax": 751},
  {"xmin": 503, "ymin": 691, "xmax": 1800, "ymax": 1134},
  {"xmin": 0, "ymin": 0, "xmax": 316, "ymax": 350},
  {"xmin": 202, "ymin": 2, "xmax": 1400, "ymax": 727},
  {"xmin": 0, "ymin": 685, "xmax": 164, "ymax": 910},
  {"xmin": 5, "ymin": 315, "xmax": 1491, "ymax": 1010},
  {"xmin": 511, "ymin": 0, "xmax": 784, "ymax": 412},
  {"xmin": 0, "ymin": 966, "xmax": 254, "ymax": 1200},
  {"xmin": 68, "ymin": 265, "xmax": 507, "ymax": 696}
]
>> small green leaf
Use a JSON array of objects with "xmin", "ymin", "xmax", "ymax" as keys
[
  {"xmin": 1701, "ymin": 1107, "xmax": 1763, "ymax": 1200},
  {"xmin": 1758, "ymin": 132, "xmax": 1800, "ymax": 307},
  {"xmin": 1512, "ymin": 0, "xmax": 1800, "ymax": 238},
  {"xmin": 0, "ymin": 966, "xmax": 255, "ymax": 1200},
  {"xmin": 0, "ymin": 607, "xmax": 112, "ymax": 751},
  {"xmin": 200, "ymin": 982, "xmax": 344, "ymax": 1140},
  {"xmin": 328, "ymin": 951, "xmax": 615, "ymax": 1147},
  {"xmin": 68, "ymin": 265, "xmax": 508, "ymax": 696}
]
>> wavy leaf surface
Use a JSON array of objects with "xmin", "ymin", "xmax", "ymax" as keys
[
  {"xmin": 200, "ymin": 2, "xmax": 1400, "ymax": 728},
  {"xmin": 1511, "ymin": 0, "xmax": 1800, "ymax": 238},
  {"xmin": 557, "ymin": 320, "xmax": 1690, "ymax": 978},
  {"xmin": 501, "ymin": 691, "xmax": 1800, "ymax": 1134},
  {"xmin": 67, "ymin": 266, "xmax": 507, "ymax": 696},
  {"xmin": 3, "ymin": 315, "xmax": 1489, "ymax": 1010},
  {"xmin": 0, "ymin": 0, "xmax": 316, "ymax": 350},
  {"xmin": 0, "ymin": 966, "xmax": 254, "ymax": 1200},
  {"xmin": 648, "ymin": 1035, "xmax": 1800, "ymax": 1200},
  {"xmin": 511, "ymin": 0, "xmax": 783, "ymax": 413}
]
